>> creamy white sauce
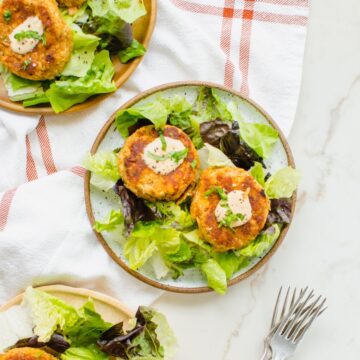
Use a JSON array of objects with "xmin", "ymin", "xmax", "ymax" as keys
[
  {"xmin": 9, "ymin": 16, "xmax": 44, "ymax": 55},
  {"xmin": 215, "ymin": 189, "xmax": 252, "ymax": 228},
  {"xmin": 143, "ymin": 136, "xmax": 186, "ymax": 175}
]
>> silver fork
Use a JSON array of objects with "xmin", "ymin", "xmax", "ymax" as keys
[
  {"xmin": 270, "ymin": 288, "xmax": 327, "ymax": 360},
  {"xmin": 260, "ymin": 287, "xmax": 304, "ymax": 360},
  {"xmin": 260, "ymin": 287, "xmax": 326, "ymax": 360}
]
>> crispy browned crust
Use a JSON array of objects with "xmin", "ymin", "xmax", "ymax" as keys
[
  {"xmin": 56, "ymin": 0, "xmax": 85, "ymax": 7},
  {"xmin": 118, "ymin": 125, "xmax": 200, "ymax": 202},
  {"xmin": 1, "ymin": 348, "xmax": 57, "ymax": 360},
  {"xmin": 0, "ymin": 0, "xmax": 73, "ymax": 80},
  {"xmin": 191, "ymin": 166, "xmax": 270, "ymax": 252}
]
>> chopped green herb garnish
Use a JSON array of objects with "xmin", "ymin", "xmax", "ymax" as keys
[
  {"xmin": 170, "ymin": 148, "xmax": 188, "ymax": 163},
  {"xmin": 14, "ymin": 30, "xmax": 46, "ymax": 45},
  {"xmin": 191, "ymin": 160, "xmax": 197, "ymax": 169},
  {"xmin": 147, "ymin": 152, "xmax": 167, "ymax": 161},
  {"xmin": 158, "ymin": 131, "xmax": 167, "ymax": 151},
  {"xmin": 22, "ymin": 59, "xmax": 32, "ymax": 70},
  {"xmin": 147, "ymin": 148, "xmax": 189, "ymax": 163},
  {"xmin": 3, "ymin": 10, "xmax": 11, "ymax": 22},
  {"xmin": 219, "ymin": 210, "xmax": 245, "ymax": 229},
  {"xmin": 205, "ymin": 186, "xmax": 228, "ymax": 200}
]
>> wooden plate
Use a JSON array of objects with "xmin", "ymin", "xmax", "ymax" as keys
[
  {"xmin": 0, "ymin": 0, "xmax": 157, "ymax": 114},
  {"xmin": 84, "ymin": 81, "xmax": 297, "ymax": 294},
  {"xmin": 0, "ymin": 285, "xmax": 133, "ymax": 323}
]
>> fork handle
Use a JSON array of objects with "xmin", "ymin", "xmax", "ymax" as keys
[
  {"xmin": 272, "ymin": 351, "xmax": 287, "ymax": 360},
  {"xmin": 260, "ymin": 348, "xmax": 270, "ymax": 360}
]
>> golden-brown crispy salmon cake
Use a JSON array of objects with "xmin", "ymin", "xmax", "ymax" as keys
[
  {"xmin": 56, "ymin": 0, "xmax": 85, "ymax": 8},
  {"xmin": 191, "ymin": 166, "xmax": 270, "ymax": 252},
  {"xmin": 118, "ymin": 125, "xmax": 200, "ymax": 202},
  {"xmin": 0, "ymin": 0, "xmax": 73, "ymax": 80},
  {"xmin": 1, "ymin": 348, "xmax": 57, "ymax": 360}
]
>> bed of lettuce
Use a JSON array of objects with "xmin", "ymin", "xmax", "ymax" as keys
[
  {"xmin": 0, "ymin": 287, "xmax": 176, "ymax": 359},
  {"xmin": 0, "ymin": 0, "xmax": 147, "ymax": 113},
  {"xmin": 84, "ymin": 87, "xmax": 300, "ymax": 294}
]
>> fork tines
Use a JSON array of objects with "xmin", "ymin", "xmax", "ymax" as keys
[{"xmin": 273, "ymin": 287, "xmax": 327, "ymax": 344}]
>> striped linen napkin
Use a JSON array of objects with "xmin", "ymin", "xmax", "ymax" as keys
[{"xmin": 0, "ymin": 0, "xmax": 309, "ymax": 307}]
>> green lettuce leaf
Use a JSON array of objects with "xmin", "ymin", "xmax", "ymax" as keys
[
  {"xmin": 46, "ymin": 50, "xmax": 116, "ymax": 113},
  {"xmin": 24, "ymin": 287, "xmax": 79, "ymax": 342},
  {"xmin": 195, "ymin": 87, "xmax": 232, "ymax": 122},
  {"xmin": 237, "ymin": 224, "xmax": 281, "ymax": 258},
  {"xmin": 239, "ymin": 121, "xmax": 279, "ymax": 158},
  {"xmin": 119, "ymin": 39, "xmax": 146, "ymax": 63},
  {"xmin": 83, "ymin": 151, "xmax": 120, "ymax": 191},
  {"xmin": 214, "ymin": 251, "xmax": 250, "ymax": 280},
  {"xmin": 116, "ymin": 100, "xmax": 169, "ymax": 135},
  {"xmin": 249, "ymin": 161, "xmax": 266, "ymax": 187},
  {"xmin": 93, "ymin": 209, "xmax": 124, "ymax": 233},
  {"xmin": 88, "ymin": 0, "xmax": 146, "ymax": 23},
  {"xmin": 66, "ymin": 300, "xmax": 112, "ymax": 346},
  {"xmin": 198, "ymin": 143, "xmax": 235, "ymax": 169},
  {"xmin": 23, "ymin": 94, "xmax": 49, "ymax": 107},
  {"xmin": 62, "ymin": 345, "xmax": 109, "ymax": 360},
  {"xmin": 228, "ymin": 102, "xmax": 279, "ymax": 158},
  {"xmin": 200, "ymin": 259, "xmax": 227, "ymax": 295},
  {"xmin": 152, "ymin": 310, "xmax": 178, "ymax": 359},
  {"xmin": 181, "ymin": 229, "xmax": 212, "ymax": 251},
  {"xmin": 123, "ymin": 222, "xmax": 181, "ymax": 270},
  {"xmin": 264, "ymin": 167, "xmax": 300, "ymax": 199},
  {"xmin": 0, "ymin": 66, "xmax": 45, "ymax": 102},
  {"xmin": 149, "ymin": 201, "xmax": 194, "ymax": 229},
  {"xmin": 61, "ymin": 24, "xmax": 100, "ymax": 78}
]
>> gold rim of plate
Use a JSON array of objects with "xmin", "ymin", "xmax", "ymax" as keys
[
  {"xmin": 84, "ymin": 81, "xmax": 297, "ymax": 294},
  {"xmin": 0, "ymin": 0, "xmax": 157, "ymax": 114}
]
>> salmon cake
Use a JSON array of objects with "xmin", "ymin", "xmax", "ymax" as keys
[
  {"xmin": 0, "ymin": 0, "xmax": 73, "ymax": 80},
  {"xmin": 118, "ymin": 125, "xmax": 200, "ymax": 202},
  {"xmin": 0, "ymin": 348, "xmax": 57, "ymax": 360},
  {"xmin": 191, "ymin": 166, "xmax": 270, "ymax": 252},
  {"xmin": 56, "ymin": 0, "xmax": 86, "ymax": 8}
]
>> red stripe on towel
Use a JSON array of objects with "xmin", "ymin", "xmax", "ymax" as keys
[
  {"xmin": 25, "ymin": 135, "xmax": 38, "ymax": 181},
  {"xmin": 0, "ymin": 188, "xmax": 17, "ymax": 232},
  {"xmin": 36, "ymin": 116, "xmax": 57, "ymax": 175}
]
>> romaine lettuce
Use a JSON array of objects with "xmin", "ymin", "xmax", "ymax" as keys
[
  {"xmin": 239, "ymin": 121, "xmax": 279, "ymax": 159},
  {"xmin": 201, "ymin": 259, "xmax": 227, "ymax": 295},
  {"xmin": 83, "ymin": 151, "xmax": 120, "ymax": 191},
  {"xmin": 119, "ymin": 39, "xmax": 147, "ymax": 63},
  {"xmin": 0, "ymin": 66, "xmax": 45, "ymax": 102},
  {"xmin": 24, "ymin": 287, "xmax": 79, "ymax": 342},
  {"xmin": 264, "ymin": 167, "xmax": 300, "ymax": 199},
  {"xmin": 237, "ymin": 224, "xmax": 281, "ymax": 258},
  {"xmin": 198, "ymin": 143, "xmax": 235, "ymax": 169},
  {"xmin": 61, "ymin": 24, "xmax": 100, "ymax": 78},
  {"xmin": 249, "ymin": 161, "xmax": 266, "ymax": 187},
  {"xmin": 88, "ymin": 0, "xmax": 146, "ymax": 24},
  {"xmin": 124, "ymin": 222, "xmax": 181, "ymax": 270},
  {"xmin": 62, "ymin": 345, "xmax": 109, "ymax": 360},
  {"xmin": 93, "ymin": 209, "xmax": 124, "ymax": 233},
  {"xmin": 65, "ymin": 300, "xmax": 112, "ymax": 346},
  {"xmin": 46, "ymin": 50, "xmax": 116, "ymax": 113}
]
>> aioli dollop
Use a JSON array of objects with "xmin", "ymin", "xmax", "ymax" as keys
[
  {"xmin": 215, "ymin": 189, "xmax": 252, "ymax": 227},
  {"xmin": 143, "ymin": 136, "xmax": 187, "ymax": 175},
  {"xmin": 9, "ymin": 16, "xmax": 44, "ymax": 55}
]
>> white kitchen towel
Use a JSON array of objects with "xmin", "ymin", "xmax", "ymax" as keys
[{"xmin": 0, "ymin": 0, "xmax": 309, "ymax": 306}]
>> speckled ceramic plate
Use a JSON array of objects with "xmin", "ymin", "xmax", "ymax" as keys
[
  {"xmin": 84, "ymin": 82, "xmax": 296, "ymax": 293},
  {"xmin": 0, "ymin": 0, "xmax": 156, "ymax": 114},
  {"xmin": 0, "ymin": 285, "xmax": 133, "ymax": 322}
]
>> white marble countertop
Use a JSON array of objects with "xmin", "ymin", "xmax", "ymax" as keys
[{"xmin": 153, "ymin": 1, "xmax": 360, "ymax": 358}]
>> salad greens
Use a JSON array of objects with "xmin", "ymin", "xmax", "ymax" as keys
[
  {"xmin": 0, "ymin": 0, "xmax": 148, "ymax": 112},
  {"xmin": 0, "ymin": 287, "xmax": 176, "ymax": 359},
  {"xmin": 85, "ymin": 86, "xmax": 299, "ymax": 294}
]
